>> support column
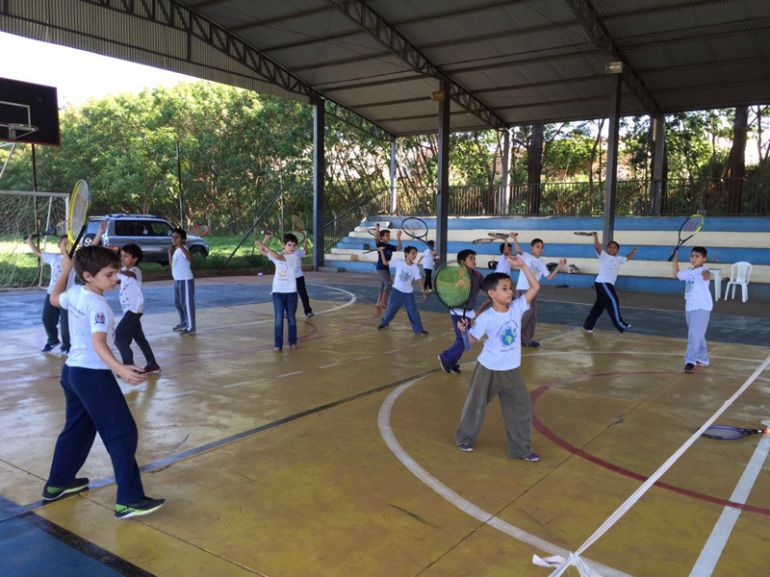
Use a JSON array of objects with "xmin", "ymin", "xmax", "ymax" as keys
[
  {"xmin": 602, "ymin": 74, "xmax": 622, "ymax": 244},
  {"xmin": 650, "ymin": 114, "xmax": 666, "ymax": 216},
  {"xmin": 436, "ymin": 80, "xmax": 450, "ymax": 266},
  {"xmin": 389, "ymin": 137, "xmax": 398, "ymax": 214},
  {"xmin": 312, "ymin": 98, "xmax": 325, "ymax": 270},
  {"xmin": 500, "ymin": 128, "xmax": 511, "ymax": 215}
]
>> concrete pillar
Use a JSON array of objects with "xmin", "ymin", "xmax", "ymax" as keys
[
  {"xmin": 650, "ymin": 114, "xmax": 666, "ymax": 215},
  {"xmin": 602, "ymin": 75, "xmax": 622, "ymax": 244},
  {"xmin": 436, "ymin": 80, "xmax": 450, "ymax": 266},
  {"xmin": 389, "ymin": 137, "xmax": 397, "ymax": 214},
  {"xmin": 501, "ymin": 128, "xmax": 511, "ymax": 215},
  {"xmin": 312, "ymin": 98, "xmax": 325, "ymax": 270}
]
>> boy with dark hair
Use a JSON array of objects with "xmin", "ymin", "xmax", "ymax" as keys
[
  {"xmin": 257, "ymin": 233, "xmax": 300, "ymax": 351},
  {"xmin": 494, "ymin": 240, "xmax": 514, "ymax": 275},
  {"xmin": 169, "ymin": 228, "xmax": 196, "ymax": 335},
  {"xmin": 115, "ymin": 244, "xmax": 160, "ymax": 374},
  {"xmin": 582, "ymin": 232, "xmax": 637, "ymax": 333},
  {"xmin": 438, "ymin": 248, "xmax": 483, "ymax": 375},
  {"xmin": 44, "ymin": 246, "xmax": 165, "ymax": 519},
  {"xmin": 418, "ymin": 240, "xmax": 436, "ymax": 293},
  {"xmin": 377, "ymin": 245, "xmax": 428, "ymax": 334},
  {"xmin": 511, "ymin": 233, "xmax": 567, "ymax": 347},
  {"xmin": 374, "ymin": 223, "xmax": 402, "ymax": 312},
  {"xmin": 27, "ymin": 234, "xmax": 73, "ymax": 354},
  {"xmin": 455, "ymin": 258, "xmax": 541, "ymax": 461},
  {"xmin": 672, "ymin": 246, "xmax": 712, "ymax": 373}
]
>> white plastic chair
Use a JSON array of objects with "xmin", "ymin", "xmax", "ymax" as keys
[{"xmin": 723, "ymin": 261, "xmax": 752, "ymax": 302}]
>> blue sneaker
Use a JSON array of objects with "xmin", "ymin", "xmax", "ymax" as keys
[
  {"xmin": 42, "ymin": 477, "xmax": 89, "ymax": 501},
  {"xmin": 115, "ymin": 497, "xmax": 166, "ymax": 520},
  {"xmin": 42, "ymin": 342, "xmax": 59, "ymax": 353},
  {"xmin": 520, "ymin": 452, "xmax": 541, "ymax": 462},
  {"xmin": 457, "ymin": 442, "xmax": 474, "ymax": 452}
]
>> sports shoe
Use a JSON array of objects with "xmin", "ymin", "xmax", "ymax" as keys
[
  {"xmin": 377, "ymin": 324, "xmax": 387, "ymax": 330},
  {"xmin": 305, "ymin": 312, "xmax": 314, "ymax": 319},
  {"xmin": 583, "ymin": 328, "xmax": 594, "ymax": 334},
  {"xmin": 42, "ymin": 342, "xmax": 59, "ymax": 353},
  {"xmin": 416, "ymin": 330, "xmax": 429, "ymax": 336},
  {"xmin": 115, "ymin": 497, "xmax": 166, "ymax": 520},
  {"xmin": 449, "ymin": 365, "xmax": 462, "ymax": 375},
  {"xmin": 684, "ymin": 363, "xmax": 695, "ymax": 373},
  {"xmin": 172, "ymin": 325, "xmax": 185, "ymax": 332},
  {"xmin": 524, "ymin": 341, "xmax": 540, "ymax": 348},
  {"xmin": 42, "ymin": 477, "xmax": 89, "ymax": 502},
  {"xmin": 142, "ymin": 363, "xmax": 161, "ymax": 374},
  {"xmin": 59, "ymin": 346, "xmax": 70, "ymax": 356},
  {"xmin": 520, "ymin": 452, "xmax": 541, "ymax": 462},
  {"xmin": 623, "ymin": 323, "xmax": 632, "ymax": 330},
  {"xmin": 696, "ymin": 360, "xmax": 709, "ymax": 367},
  {"xmin": 457, "ymin": 442, "xmax": 474, "ymax": 452},
  {"xmin": 179, "ymin": 329, "xmax": 196, "ymax": 336},
  {"xmin": 438, "ymin": 354, "xmax": 451, "ymax": 374}
]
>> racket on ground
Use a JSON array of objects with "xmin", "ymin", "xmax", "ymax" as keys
[
  {"xmin": 573, "ymin": 231, "xmax": 595, "ymax": 237},
  {"xmin": 668, "ymin": 214, "xmax": 705, "ymax": 261},
  {"xmin": 434, "ymin": 262, "xmax": 475, "ymax": 351},
  {"xmin": 400, "ymin": 217, "xmax": 429, "ymax": 241},
  {"xmin": 701, "ymin": 425, "xmax": 768, "ymax": 440},
  {"xmin": 67, "ymin": 180, "xmax": 90, "ymax": 258}
]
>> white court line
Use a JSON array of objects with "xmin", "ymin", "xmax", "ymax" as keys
[
  {"xmin": 223, "ymin": 380, "xmax": 252, "ymax": 389},
  {"xmin": 688, "ymin": 430, "xmax": 770, "ymax": 576},
  {"xmin": 163, "ymin": 390, "xmax": 196, "ymax": 399},
  {"xmin": 277, "ymin": 371, "xmax": 303, "ymax": 378},
  {"xmin": 318, "ymin": 362, "xmax": 339, "ymax": 369},
  {"xmin": 378, "ymin": 377, "xmax": 632, "ymax": 577}
]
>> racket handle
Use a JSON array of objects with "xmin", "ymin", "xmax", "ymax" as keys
[
  {"xmin": 461, "ymin": 331, "xmax": 471, "ymax": 352},
  {"xmin": 667, "ymin": 249, "xmax": 677, "ymax": 262}
]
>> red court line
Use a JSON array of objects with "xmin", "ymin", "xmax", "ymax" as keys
[{"xmin": 531, "ymin": 371, "xmax": 770, "ymax": 516}]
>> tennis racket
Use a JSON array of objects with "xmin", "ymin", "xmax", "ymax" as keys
[
  {"xmin": 434, "ymin": 262, "xmax": 475, "ymax": 351},
  {"xmin": 701, "ymin": 425, "xmax": 768, "ymax": 440},
  {"xmin": 471, "ymin": 232, "xmax": 510, "ymax": 244},
  {"xmin": 668, "ymin": 214, "xmax": 705, "ymax": 261},
  {"xmin": 67, "ymin": 180, "xmax": 90, "ymax": 258},
  {"xmin": 189, "ymin": 223, "xmax": 210, "ymax": 237},
  {"xmin": 573, "ymin": 231, "xmax": 596, "ymax": 237},
  {"xmin": 290, "ymin": 214, "xmax": 307, "ymax": 244},
  {"xmin": 400, "ymin": 217, "xmax": 429, "ymax": 241}
]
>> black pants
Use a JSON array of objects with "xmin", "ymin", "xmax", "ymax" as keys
[
  {"xmin": 583, "ymin": 282, "xmax": 629, "ymax": 333},
  {"xmin": 424, "ymin": 269, "xmax": 433, "ymax": 290},
  {"xmin": 43, "ymin": 295, "xmax": 70, "ymax": 348},
  {"xmin": 115, "ymin": 311, "xmax": 157, "ymax": 366},
  {"xmin": 297, "ymin": 276, "xmax": 313, "ymax": 316}
]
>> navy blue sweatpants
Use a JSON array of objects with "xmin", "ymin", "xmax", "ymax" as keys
[{"xmin": 47, "ymin": 365, "xmax": 144, "ymax": 505}]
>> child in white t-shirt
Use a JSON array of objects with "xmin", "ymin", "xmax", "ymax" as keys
[
  {"xmin": 494, "ymin": 240, "xmax": 515, "ymax": 275},
  {"xmin": 511, "ymin": 233, "xmax": 567, "ymax": 348},
  {"xmin": 114, "ymin": 244, "xmax": 159, "ymax": 374},
  {"xmin": 672, "ymin": 246, "xmax": 713, "ymax": 373},
  {"xmin": 418, "ymin": 240, "xmax": 436, "ymax": 293},
  {"xmin": 27, "ymin": 234, "xmax": 74, "ymax": 354},
  {"xmin": 44, "ymin": 246, "xmax": 164, "ymax": 519},
  {"xmin": 377, "ymin": 246, "xmax": 428, "ymax": 334},
  {"xmin": 257, "ymin": 233, "xmax": 300, "ymax": 351},
  {"xmin": 582, "ymin": 232, "xmax": 637, "ymax": 333},
  {"xmin": 455, "ymin": 260, "xmax": 541, "ymax": 461},
  {"xmin": 168, "ymin": 228, "xmax": 196, "ymax": 335},
  {"xmin": 293, "ymin": 233, "xmax": 314, "ymax": 318}
]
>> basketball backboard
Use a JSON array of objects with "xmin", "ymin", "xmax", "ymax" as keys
[{"xmin": 0, "ymin": 78, "xmax": 60, "ymax": 145}]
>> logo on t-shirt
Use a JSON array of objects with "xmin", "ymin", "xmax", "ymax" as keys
[
  {"xmin": 94, "ymin": 312, "xmax": 106, "ymax": 325},
  {"xmin": 685, "ymin": 279, "xmax": 694, "ymax": 294},
  {"xmin": 500, "ymin": 324, "xmax": 517, "ymax": 347},
  {"xmin": 398, "ymin": 269, "xmax": 411, "ymax": 283}
]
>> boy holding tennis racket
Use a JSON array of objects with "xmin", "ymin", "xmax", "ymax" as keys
[
  {"xmin": 511, "ymin": 233, "xmax": 567, "ymax": 347},
  {"xmin": 454, "ymin": 260, "xmax": 541, "ymax": 461},
  {"xmin": 293, "ymin": 232, "xmax": 314, "ymax": 318},
  {"xmin": 438, "ymin": 249, "xmax": 483, "ymax": 375},
  {"xmin": 582, "ymin": 232, "xmax": 637, "ymax": 333},
  {"xmin": 376, "ymin": 246, "xmax": 428, "ymax": 334},
  {"xmin": 257, "ymin": 233, "xmax": 301, "ymax": 351},
  {"xmin": 672, "ymin": 247, "xmax": 712, "ymax": 373},
  {"xmin": 494, "ymin": 240, "xmax": 515, "ymax": 275},
  {"xmin": 169, "ymin": 228, "xmax": 196, "ymax": 335},
  {"xmin": 43, "ymin": 246, "xmax": 165, "ymax": 519},
  {"xmin": 374, "ymin": 224, "xmax": 402, "ymax": 312},
  {"xmin": 27, "ymin": 234, "xmax": 74, "ymax": 355}
]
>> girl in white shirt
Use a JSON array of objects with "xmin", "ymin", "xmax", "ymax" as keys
[{"xmin": 672, "ymin": 247, "xmax": 713, "ymax": 373}]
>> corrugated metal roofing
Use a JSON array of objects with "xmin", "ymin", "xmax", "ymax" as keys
[{"xmin": 2, "ymin": 0, "xmax": 768, "ymax": 136}]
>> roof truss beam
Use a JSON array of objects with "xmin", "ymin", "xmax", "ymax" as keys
[
  {"xmin": 326, "ymin": 0, "xmax": 506, "ymax": 129},
  {"xmin": 563, "ymin": 0, "xmax": 661, "ymax": 115}
]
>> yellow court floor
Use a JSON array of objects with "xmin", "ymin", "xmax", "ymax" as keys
[{"xmin": 1, "ymin": 275, "xmax": 769, "ymax": 577}]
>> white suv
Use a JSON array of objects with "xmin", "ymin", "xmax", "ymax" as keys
[{"xmin": 84, "ymin": 214, "xmax": 209, "ymax": 263}]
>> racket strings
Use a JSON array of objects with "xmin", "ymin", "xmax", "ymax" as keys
[{"xmin": 434, "ymin": 267, "xmax": 473, "ymax": 309}]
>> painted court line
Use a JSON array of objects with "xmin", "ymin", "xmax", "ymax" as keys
[
  {"xmin": 318, "ymin": 362, "xmax": 339, "ymax": 369},
  {"xmin": 688, "ymin": 429, "xmax": 770, "ymax": 577},
  {"xmin": 377, "ymin": 377, "xmax": 632, "ymax": 577},
  {"xmin": 277, "ymin": 371, "xmax": 303, "ymax": 378}
]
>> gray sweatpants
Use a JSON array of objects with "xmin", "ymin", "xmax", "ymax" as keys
[
  {"xmin": 516, "ymin": 290, "xmax": 537, "ymax": 344},
  {"xmin": 174, "ymin": 279, "xmax": 196, "ymax": 331},
  {"xmin": 455, "ymin": 364, "xmax": 532, "ymax": 458},
  {"xmin": 685, "ymin": 309, "xmax": 710, "ymax": 365}
]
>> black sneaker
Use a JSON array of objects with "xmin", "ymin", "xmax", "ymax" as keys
[
  {"xmin": 684, "ymin": 363, "xmax": 695, "ymax": 373},
  {"xmin": 42, "ymin": 477, "xmax": 89, "ymax": 502},
  {"xmin": 524, "ymin": 341, "xmax": 540, "ymax": 348},
  {"xmin": 42, "ymin": 342, "xmax": 59, "ymax": 353},
  {"xmin": 377, "ymin": 324, "xmax": 387, "ymax": 330},
  {"xmin": 172, "ymin": 324, "xmax": 185, "ymax": 332},
  {"xmin": 457, "ymin": 442, "xmax": 474, "ymax": 452},
  {"xmin": 115, "ymin": 497, "xmax": 166, "ymax": 519},
  {"xmin": 438, "ymin": 354, "xmax": 451, "ymax": 374},
  {"xmin": 520, "ymin": 452, "xmax": 541, "ymax": 462},
  {"xmin": 449, "ymin": 365, "xmax": 461, "ymax": 375},
  {"xmin": 142, "ymin": 363, "xmax": 161, "ymax": 374},
  {"xmin": 59, "ymin": 346, "xmax": 70, "ymax": 356},
  {"xmin": 179, "ymin": 329, "xmax": 196, "ymax": 336},
  {"xmin": 416, "ymin": 330, "xmax": 429, "ymax": 335},
  {"xmin": 305, "ymin": 312, "xmax": 314, "ymax": 319}
]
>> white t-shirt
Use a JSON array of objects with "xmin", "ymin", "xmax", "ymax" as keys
[
  {"xmin": 294, "ymin": 248, "xmax": 306, "ymax": 279},
  {"xmin": 118, "ymin": 266, "xmax": 144, "ymax": 314},
  {"xmin": 59, "ymin": 285, "xmax": 114, "ymax": 370},
  {"xmin": 595, "ymin": 250, "xmax": 627, "ymax": 285},
  {"xmin": 495, "ymin": 256, "xmax": 512, "ymax": 275},
  {"xmin": 171, "ymin": 247, "xmax": 194, "ymax": 281},
  {"xmin": 392, "ymin": 259, "xmax": 422, "ymax": 294},
  {"xmin": 469, "ymin": 297, "xmax": 530, "ymax": 371},
  {"xmin": 269, "ymin": 252, "xmax": 299, "ymax": 293},
  {"xmin": 677, "ymin": 267, "xmax": 713, "ymax": 312},
  {"xmin": 421, "ymin": 248, "xmax": 435, "ymax": 270},
  {"xmin": 42, "ymin": 253, "xmax": 76, "ymax": 293},
  {"xmin": 515, "ymin": 251, "xmax": 549, "ymax": 291}
]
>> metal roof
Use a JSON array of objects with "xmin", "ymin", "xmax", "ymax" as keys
[{"xmin": 2, "ymin": 0, "xmax": 769, "ymax": 137}]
